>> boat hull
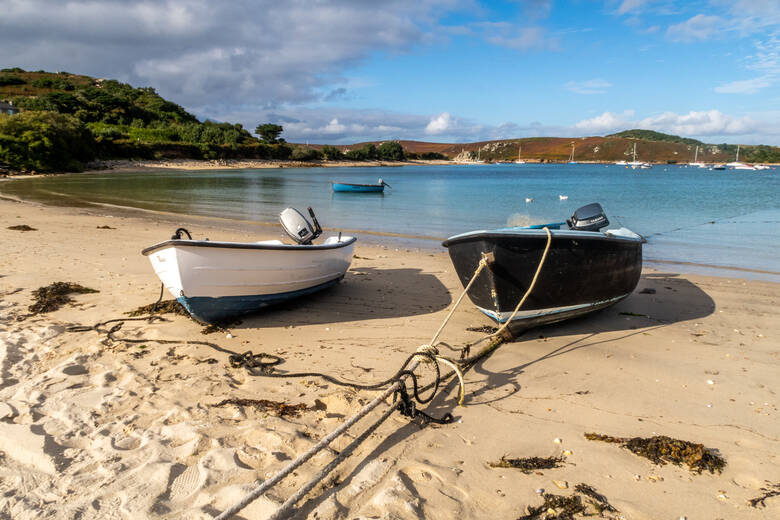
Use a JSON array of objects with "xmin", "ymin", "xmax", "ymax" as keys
[
  {"xmin": 442, "ymin": 229, "xmax": 642, "ymax": 331},
  {"xmin": 332, "ymin": 183, "xmax": 384, "ymax": 193},
  {"xmin": 142, "ymin": 237, "xmax": 355, "ymax": 323}
]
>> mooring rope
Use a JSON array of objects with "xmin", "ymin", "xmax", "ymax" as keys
[{"xmin": 217, "ymin": 228, "xmax": 555, "ymax": 519}]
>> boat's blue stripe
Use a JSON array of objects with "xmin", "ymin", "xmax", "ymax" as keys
[{"xmin": 177, "ymin": 276, "xmax": 343, "ymax": 323}]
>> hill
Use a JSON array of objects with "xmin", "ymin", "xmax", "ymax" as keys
[
  {"xmin": 2, "ymin": 68, "xmax": 779, "ymax": 171},
  {"xmin": 607, "ymin": 129, "xmax": 704, "ymax": 147}
]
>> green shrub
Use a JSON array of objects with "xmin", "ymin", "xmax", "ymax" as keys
[
  {"xmin": 320, "ymin": 145, "xmax": 344, "ymax": 160},
  {"xmin": 0, "ymin": 75, "xmax": 26, "ymax": 86},
  {"xmin": 291, "ymin": 146, "xmax": 322, "ymax": 161},
  {"xmin": 378, "ymin": 141, "xmax": 404, "ymax": 161},
  {"xmin": 0, "ymin": 111, "xmax": 96, "ymax": 172}
]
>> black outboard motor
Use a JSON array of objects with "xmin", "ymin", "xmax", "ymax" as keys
[
  {"xmin": 567, "ymin": 203, "xmax": 609, "ymax": 232},
  {"xmin": 279, "ymin": 206, "xmax": 323, "ymax": 245}
]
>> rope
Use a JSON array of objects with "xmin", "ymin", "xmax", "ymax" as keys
[
  {"xmin": 266, "ymin": 403, "xmax": 398, "ymax": 520},
  {"xmin": 428, "ymin": 254, "xmax": 490, "ymax": 346},
  {"xmin": 213, "ymin": 359, "xmax": 423, "ymax": 520}
]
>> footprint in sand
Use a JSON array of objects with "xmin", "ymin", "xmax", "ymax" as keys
[{"xmin": 167, "ymin": 463, "xmax": 204, "ymax": 502}]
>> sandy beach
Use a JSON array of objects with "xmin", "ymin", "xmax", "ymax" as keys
[{"xmin": 1, "ymin": 195, "xmax": 778, "ymax": 519}]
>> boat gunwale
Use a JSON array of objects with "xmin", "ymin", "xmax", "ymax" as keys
[
  {"xmin": 442, "ymin": 228, "xmax": 643, "ymax": 248},
  {"xmin": 331, "ymin": 182, "xmax": 384, "ymax": 188},
  {"xmin": 141, "ymin": 236, "xmax": 357, "ymax": 256}
]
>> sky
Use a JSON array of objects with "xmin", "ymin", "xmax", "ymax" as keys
[{"xmin": 1, "ymin": 0, "xmax": 779, "ymax": 145}]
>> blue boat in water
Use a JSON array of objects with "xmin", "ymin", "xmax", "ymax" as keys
[{"xmin": 332, "ymin": 178, "xmax": 391, "ymax": 193}]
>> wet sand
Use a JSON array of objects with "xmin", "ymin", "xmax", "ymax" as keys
[{"xmin": 0, "ymin": 197, "xmax": 778, "ymax": 519}]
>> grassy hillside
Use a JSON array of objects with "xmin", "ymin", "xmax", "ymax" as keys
[
  {"xmin": 2, "ymin": 68, "xmax": 778, "ymax": 171},
  {"xmin": 0, "ymin": 68, "xmax": 292, "ymax": 172}
]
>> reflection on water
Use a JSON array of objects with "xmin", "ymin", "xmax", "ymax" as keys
[{"xmin": 2, "ymin": 164, "xmax": 778, "ymax": 278}]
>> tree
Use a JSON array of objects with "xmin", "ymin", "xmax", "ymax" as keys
[
  {"xmin": 378, "ymin": 141, "xmax": 404, "ymax": 161},
  {"xmin": 320, "ymin": 145, "xmax": 343, "ymax": 160},
  {"xmin": 255, "ymin": 123, "xmax": 285, "ymax": 144},
  {"xmin": 0, "ymin": 111, "xmax": 96, "ymax": 172}
]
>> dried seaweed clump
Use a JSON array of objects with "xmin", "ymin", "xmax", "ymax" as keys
[
  {"xmin": 467, "ymin": 325, "xmax": 499, "ymax": 334},
  {"xmin": 8, "ymin": 224, "xmax": 37, "ymax": 231},
  {"xmin": 127, "ymin": 299, "xmax": 190, "ymax": 317},
  {"xmin": 213, "ymin": 398, "xmax": 308, "ymax": 417},
  {"xmin": 489, "ymin": 455, "xmax": 565, "ymax": 473},
  {"xmin": 519, "ymin": 483, "xmax": 619, "ymax": 519},
  {"xmin": 748, "ymin": 481, "xmax": 780, "ymax": 508},
  {"xmin": 29, "ymin": 282, "xmax": 99, "ymax": 314},
  {"xmin": 584, "ymin": 433, "xmax": 725, "ymax": 474}
]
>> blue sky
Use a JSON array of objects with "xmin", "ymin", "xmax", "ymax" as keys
[{"xmin": 1, "ymin": 1, "xmax": 778, "ymax": 144}]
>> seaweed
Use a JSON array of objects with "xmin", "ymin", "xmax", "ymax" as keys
[
  {"xmin": 126, "ymin": 299, "xmax": 189, "ymax": 317},
  {"xmin": 467, "ymin": 325, "xmax": 498, "ymax": 333},
  {"xmin": 584, "ymin": 433, "xmax": 725, "ymax": 474},
  {"xmin": 748, "ymin": 481, "xmax": 780, "ymax": 508},
  {"xmin": 573, "ymin": 484, "xmax": 617, "ymax": 514},
  {"xmin": 519, "ymin": 493, "xmax": 585, "ymax": 520},
  {"xmin": 212, "ymin": 398, "xmax": 308, "ymax": 417},
  {"xmin": 7, "ymin": 224, "xmax": 36, "ymax": 231},
  {"xmin": 519, "ymin": 483, "xmax": 619, "ymax": 519},
  {"xmin": 28, "ymin": 282, "xmax": 99, "ymax": 314},
  {"xmin": 96, "ymin": 225, "xmax": 116, "ymax": 229},
  {"xmin": 490, "ymin": 455, "xmax": 566, "ymax": 473}
]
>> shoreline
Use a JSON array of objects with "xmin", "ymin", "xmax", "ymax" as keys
[
  {"xmin": 1, "ymin": 197, "xmax": 778, "ymax": 518},
  {"xmin": 1, "ymin": 181, "xmax": 776, "ymax": 282}
]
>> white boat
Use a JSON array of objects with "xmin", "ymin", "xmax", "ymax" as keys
[
  {"xmin": 515, "ymin": 143, "xmax": 526, "ymax": 164},
  {"xmin": 627, "ymin": 142, "xmax": 651, "ymax": 168},
  {"xmin": 690, "ymin": 146, "xmax": 706, "ymax": 168},
  {"xmin": 568, "ymin": 143, "xmax": 578, "ymax": 164},
  {"xmin": 727, "ymin": 145, "xmax": 755, "ymax": 170},
  {"xmin": 142, "ymin": 207, "xmax": 356, "ymax": 323}
]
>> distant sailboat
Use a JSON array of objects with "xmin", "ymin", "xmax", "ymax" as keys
[
  {"xmin": 726, "ymin": 145, "xmax": 755, "ymax": 170},
  {"xmin": 627, "ymin": 142, "xmax": 651, "ymax": 169},
  {"xmin": 515, "ymin": 143, "xmax": 526, "ymax": 164},
  {"xmin": 568, "ymin": 143, "xmax": 578, "ymax": 164},
  {"xmin": 690, "ymin": 145, "xmax": 706, "ymax": 168}
]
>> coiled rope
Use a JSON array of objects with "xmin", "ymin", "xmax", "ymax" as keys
[{"xmin": 217, "ymin": 227, "xmax": 554, "ymax": 519}]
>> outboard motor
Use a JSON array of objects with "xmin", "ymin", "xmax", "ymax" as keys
[
  {"xmin": 279, "ymin": 207, "xmax": 323, "ymax": 245},
  {"xmin": 567, "ymin": 203, "xmax": 609, "ymax": 232}
]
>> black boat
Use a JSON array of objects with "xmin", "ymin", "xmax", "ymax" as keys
[{"xmin": 442, "ymin": 203, "xmax": 643, "ymax": 330}]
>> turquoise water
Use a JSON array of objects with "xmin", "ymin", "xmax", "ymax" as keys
[{"xmin": 2, "ymin": 164, "xmax": 778, "ymax": 280}]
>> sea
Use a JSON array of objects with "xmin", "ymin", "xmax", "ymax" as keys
[{"xmin": 2, "ymin": 163, "xmax": 778, "ymax": 281}]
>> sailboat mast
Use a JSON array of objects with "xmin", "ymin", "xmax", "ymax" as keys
[
  {"xmin": 694, "ymin": 146, "xmax": 698, "ymax": 162},
  {"xmin": 736, "ymin": 144, "xmax": 740, "ymax": 162}
]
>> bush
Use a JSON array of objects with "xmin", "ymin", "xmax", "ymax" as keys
[
  {"xmin": 0, "ymin": 111, "xmax": 96, "ymax": 172},
  {"xmin": 320, "ymin": 145, "xmax": 343, "ymax": 160},
  {"xmin": 0, "ymin": 75, "xmax": 26, "ymax": 86},
  {"xmin": 378, "ymin": 141, "xmax": 404, "ymax": 161},
  {"xmin": 291, "ymin": 146, "xmax": 322, "ymax": 161}
]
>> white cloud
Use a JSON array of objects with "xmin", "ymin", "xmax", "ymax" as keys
[
  {"xmin": 714, "ymin": 32, "xmax": 780, "ymax": 94},
  {"xmin": 616, "ymin": 0, "xmax": 652, "ymax": 16},
  {"xmin": 475, "ymin": 22, "xmax": 558, "ymax": 51},
  {"xmin": 639, "ymin": 110, "xmax": 759, "ymax": 136},
  {"xmin": 575, "ymin": 110, "xmax": 634, "ymax": 133},
  {"xmin": 0, "ymin": 0, "xmax": 456, "ymax": 108},
  {"xmin": 565, "ymin": 79, "xmax": 613, "ymax": 95},
  {"xmin": 425, "ymin": 113, "xmax": 455, "ymax": 134},
  {"xmin": 715, "ymin": 77, "xmax": 773, "ymax": 94},
  {"xmin": 666, "ymin": 14, "xmax": 723, "ymax": 42}
]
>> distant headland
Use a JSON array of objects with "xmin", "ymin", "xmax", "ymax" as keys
[{"xmin": 1, "ymin": 68, "xmax": 778, "ymax": 174}]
